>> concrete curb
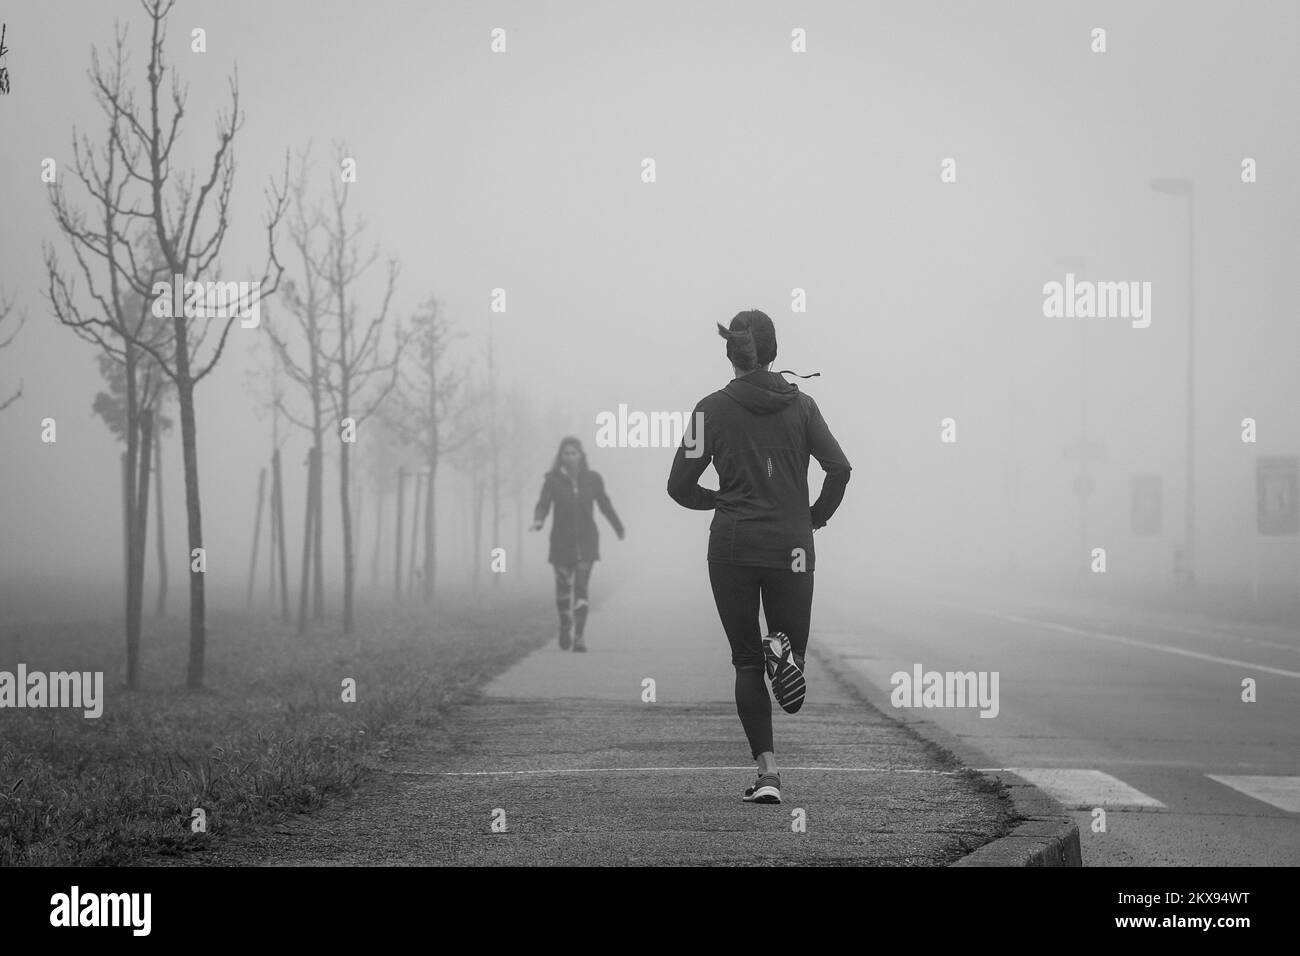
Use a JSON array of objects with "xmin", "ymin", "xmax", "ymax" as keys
[{"xmin": 810, "ymin": 641, "xmax": 1082, "ymax": 867}]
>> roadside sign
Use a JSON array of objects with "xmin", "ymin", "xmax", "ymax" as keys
[
  {"xmin": 1257, "ymin": 456, "xmax": 1299, "ymax": 535},
  {"xmin": 1063, "ymin": 440, "xmax": 1106, "ymax": 462},
  {"xmin": 1131, "ymin": 475, "xmax": 1162, "ymax": 536}
]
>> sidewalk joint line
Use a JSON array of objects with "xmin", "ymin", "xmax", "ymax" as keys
[{"xmin": 380, "ymin": 765, "xmax": 966, "ymax": 777}]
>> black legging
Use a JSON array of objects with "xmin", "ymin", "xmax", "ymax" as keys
[
  {"xmin": 707, "ymin": 561, "xmax": 814, "ymax": 759},
  {"xmin": 553, "ymin": 561, "xmax": 593, "ymax": 636}
]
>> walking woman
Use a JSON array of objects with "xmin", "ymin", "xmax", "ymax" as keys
[
  {"xmin": 530, "ymin": 436, "xmax": 624, "ymax": 652},
  {"xmin": 667, "ymin": 310, "xmax": 851, "ymax": 804}
]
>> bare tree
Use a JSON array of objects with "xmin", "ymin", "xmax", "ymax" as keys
[
  {"xmin": 265, "ymin": 148, "xmax": 330, "ymax": 632},
  {"xmin": 386, "ymin": 296, "xmax": 472, "ymax": 602},
  {"xmin": 50, "ymin": 0, "xmax": 287, "ymax": 689},
  {"xmin": 360, "ymin": 414, "xmax": 403, "ymax": 591},
  {"xmin": 44, "ymin": 25, "xmax": 174, "ymax": 688},
  {"xmin": 317, "ymin": 142, "xmax": 404, "ymax": 633},
  {"xmin": 152, "ymin": 410, "xmax": 170, "ymax": 616},
  {"xmin": 243, "ymin": 333, "xmax": 292, "ymax": 622},
  {"xmin": 87, "ymin": 334, "xmax": 173, "ymax": 681},
  {"xmin": 499, "ymin": 385, "xmax": 539, "ymax": 581},
  {"xmin": 447, "ymin": 372, "xmax": 494, "ymax": 591},
  {"xmin": 0, "ymin": 286, "xmax": 24, "ymax": 412}
]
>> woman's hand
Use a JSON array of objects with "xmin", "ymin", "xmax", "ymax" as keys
[{"xmin": 529, "ymin": 520, "xmax": 544, "ymax": 532}]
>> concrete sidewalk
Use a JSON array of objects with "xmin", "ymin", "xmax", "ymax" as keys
[{"xmin": 165, "ymin": 578, "xmax": 1031, "ymax": 866}]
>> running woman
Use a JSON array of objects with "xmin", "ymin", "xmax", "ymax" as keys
[
  {"xmin": 530, "ymin": 436, "xmax": 625, "ymax": 652},
  {"xmin": 667, "ymin": 310, "xmax": 851, "ymax": 804}
]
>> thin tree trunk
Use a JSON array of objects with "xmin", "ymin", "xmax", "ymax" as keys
[
  {"xmin": 515, "ymin": 490, "xmax": 524, "ymax": 582},
  {"xmin": 122, "ymin": 358, "xmax": 141, "ymax": 688},
  {"xmin": 472, "ymin": 475, "xmax": 484, "ymax": 592},
  {"xmin": 304, "ymin": 277, "xmax": 325, "ymax": 623},
  {"xmin": 121, "ymin": 451, "xmax": 130, "ymax": 626},
  {"xmin": 312, "ymin": 441, "xmax": 325, "ymax": 621},
  {"xmin": 246, "ymin": 466, "xmax": 267, "ymax": 607},
  {"xmin": 407, "ymin": 472, "xmax": 423, "ymax": 594},
  {"xmin": 393, "ymin": 467, "xmax": 405, "ymax": 600},
  {"xmin": 424, "ymin": 334, "xmax": 438, "ymax": 602},
  {"xmin": 340, "ymin": 433, "xmax": 356, "ymax": 633},
  {"xmin": 423, "ymin": 458, "xmax": 436, "ymax": 603},
  {"xmin": 297, "ymin": 446, "xmax": 318, "ymax": 635},
  {"xmin": 128, "ymin": 409, "xmax": 153, "ymax": 689},
  {"xmin": 463, "ymin": 472, "xmax": 473, "ymax": 588},
  {"xmin": 154, "ymin": 426, "xmax": 167, "ymax": 616},
  {"xmin": 272, "ymin": 448, "xmax": 290, "ymax": 623},
  {"xmin": 177, "ymin": 378, "xmax": 207, "ymax": 691},
  {"xmin": 488, "ymin": 332, "xmax": 500, "ymax": 590},
  {"xmin": 370, "ymin": 488, "xmax": 383, "ymax": 589},
  {"xmin": 268, "ymin": 459, "xmax": 278, "ymax": 604}
]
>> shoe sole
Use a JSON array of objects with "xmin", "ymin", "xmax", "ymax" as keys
[
  {"xmin": 743, "ymin": 785, "xmax": 782, "ymax": 804},
  {"xmin": 763, "ymin": 633, "xmax": 806, "ymax": 714},
  {"xmin": 775, "ymin": 664, "xmax": 805, "ymax": 713}
]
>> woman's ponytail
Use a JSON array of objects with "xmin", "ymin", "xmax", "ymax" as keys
[
  {"xmin": 717, "ymin": 322, "xmax": 758, "ymax": 372},
  {"xmin": 719, "ymin": 310, "xmax": 775, "ymax": 371}
]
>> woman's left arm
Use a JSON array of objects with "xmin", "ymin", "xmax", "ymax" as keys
[{"xmin": 593, "ymin": 473, "xmax": 625, "ymax": 539}]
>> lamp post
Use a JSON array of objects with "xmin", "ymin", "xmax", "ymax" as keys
[
  {"xmin": 1054, "ymin": 254, "xmax": 1094, "ymax": 579},
  {"xmin": 1150, "ymin": 177, "xmax": 1196, "ymax": 588},
  {"xmin": 487, "ymin": 311, "xmax": 500, "ymax": 589}
]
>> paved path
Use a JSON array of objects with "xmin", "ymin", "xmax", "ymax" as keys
[{"xmin": 162, "ymin": 571, "xmax": 1014, "ymax": 865}]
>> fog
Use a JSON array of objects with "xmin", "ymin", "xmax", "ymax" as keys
[{"xmin": 1, "ymin": 0, "xmax": 1297, "ymax": 619}]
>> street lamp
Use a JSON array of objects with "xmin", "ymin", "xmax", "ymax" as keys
[
  {"xmin": 487, "ymin": 311, "xmax": 501, "ymax": 589},
  {"xmin": 1149, "ymin": 177, "xmax": 1196, "ymax": 588},
  {"xmin": 1053, "ymin": 255, "xmax": 1094, "ymax": 579}
]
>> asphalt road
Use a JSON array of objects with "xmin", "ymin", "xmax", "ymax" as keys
[{"xmin": 815, "ymin": 578, "xmax": 1300, "ymax": 866}]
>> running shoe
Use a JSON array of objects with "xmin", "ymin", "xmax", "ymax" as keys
[
  {"xmin": 558, "ymin": 626, "xmax": 572, "ymax": 651},
  {"xmin": 572, "ymin": 635, "xmax": 587, "ymax": 652},
  {"xmin": 762, "ymin": 631, "xmax": 806, "ymax": 714},
  {"xmin": 742, "ymin": 773, "xmax": 782, "ymax": 804}
]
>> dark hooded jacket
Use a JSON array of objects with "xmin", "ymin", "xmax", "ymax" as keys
[
  {"xmin": 666, "ymin": 369, "xmax": 851, "ymax": 570},
  {"xmin": 534, "ymin": 468, "xmax": 623, "ymax": 565}
]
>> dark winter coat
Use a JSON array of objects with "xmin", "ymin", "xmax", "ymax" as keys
[
  {"xmin": 534, "ymin": 468, "xmax": 623, "ymax": 566},
  {"xmin": 666, "ymin": 369, "xmax": 851, "ymax": 570}
]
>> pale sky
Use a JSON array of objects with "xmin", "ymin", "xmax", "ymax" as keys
[{"xmin": 1, "ymin": 0, "xmax": 1297, "ymax": 603}]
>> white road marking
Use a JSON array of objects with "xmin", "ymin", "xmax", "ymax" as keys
[
  {"xmin": 995, "ymin": 768, "xmax": 1166, "ymax": 808},
  {"xmin": 937, "ymin": 601, "xmax": 1300, "ymax": 680},
  {"xmin": 1206, "ymin": 775, "xmax": 1300, "ymax": 813},
  {"xmin": 1160, "ymin": 625, "xmax": 1300, "ymax": 655}
]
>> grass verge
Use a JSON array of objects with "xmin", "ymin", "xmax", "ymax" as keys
[{"xmin": 0, "ymin": 593, "xmax": 548, "ymax": 865}]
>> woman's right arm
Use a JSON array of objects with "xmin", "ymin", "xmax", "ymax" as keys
[
  {"xmin": 532, "ymin": 475, "xmax": 553, "ymax": 528},
  {"xmin": 807, "ymin": 399, "xmax": 851, "ymax": 529},
  {"xmin": 667, "ymin": 403, "xmax": 716, "ymax": 510}
]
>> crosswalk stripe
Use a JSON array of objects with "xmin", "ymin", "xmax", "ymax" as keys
[
  {"xmin": 996, "ymin": 768, "xmax": 1166, "ymax": 808},
  {"xmin": 1206, "ymin": 775, "xmax": 1300, "ymax": 813}
]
